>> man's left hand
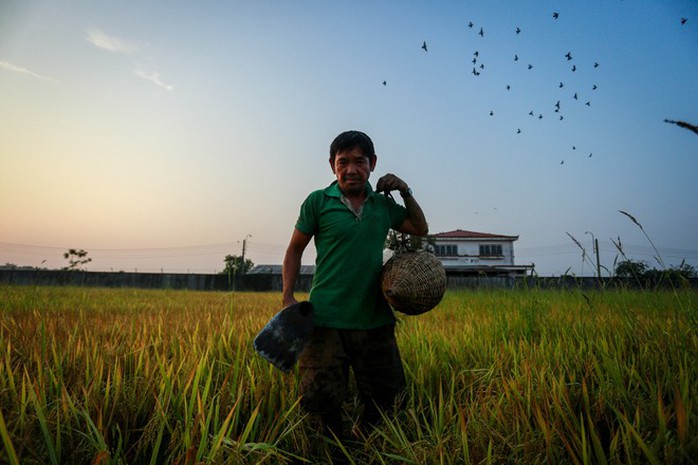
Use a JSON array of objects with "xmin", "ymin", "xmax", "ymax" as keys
[{"xmin": 376, "ymin": 173, "xmax": 409, "ymax": 196}]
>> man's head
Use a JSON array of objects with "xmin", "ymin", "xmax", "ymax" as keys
[
  {"xmin": 329, "ymin": 131, "xmax": 377, "ymax": 197},
  {"xmin": 329, "ymin": 130, "xmax": 376, "ymax": 165}
]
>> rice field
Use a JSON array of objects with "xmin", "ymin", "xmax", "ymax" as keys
[{"xmin": 0, "ymin": 285, "xmax": 696, "ymax": 464}]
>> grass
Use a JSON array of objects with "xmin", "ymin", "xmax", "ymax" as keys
[{"xmin": 0, "ymin": 285, "xmax": 696, "ymax": 464}]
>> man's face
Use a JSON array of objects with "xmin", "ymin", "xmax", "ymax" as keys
[{"xmin": 330, "ymin": 146, "xmax": 376, "ymax": 196}]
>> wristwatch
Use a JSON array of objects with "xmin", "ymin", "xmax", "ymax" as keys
[{"xmin": 400, "ymin": 187, "xmax": 413, "ymax": 199}]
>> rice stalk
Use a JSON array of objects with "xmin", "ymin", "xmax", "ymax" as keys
[{"xmin": 0, "ymin": 407, "xmax": 20, "ymax": 465}]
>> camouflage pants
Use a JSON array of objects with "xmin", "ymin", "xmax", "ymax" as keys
[{"xmin": 298, "ymin": 323, "xmax": 406, "ymax": 421}]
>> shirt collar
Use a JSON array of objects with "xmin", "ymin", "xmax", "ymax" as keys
[{"xmin": 324, "ymin": 180, "xmax": 376, "ymax": 199}]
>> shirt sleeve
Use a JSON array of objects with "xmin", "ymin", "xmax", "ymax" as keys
[{"xmin": 295, "ymin": 191, "xmax": 319, "ymax": 235}]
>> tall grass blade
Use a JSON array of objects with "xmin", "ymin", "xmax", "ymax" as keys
[
  {"xmin": 28, "ymin": 384, "xmax": 59, "ymax": 465},
  {"xmin": 0, "ymin": 407, "xmax": 20, "ymax": 465}
]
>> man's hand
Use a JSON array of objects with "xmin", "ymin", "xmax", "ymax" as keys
[
  {"xmin": 376, "ymin": 173, "xmax": 428, "ymax": 236},
  {"xmin": 376, "ymin": 173, "xmax": 410, "ymax": 196}
]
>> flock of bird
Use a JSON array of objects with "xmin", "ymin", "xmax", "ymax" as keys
[
  {"xmin": 383, "ymin": 11, "xmax": 692, "ymax": 165},
  {"xmin": 465, "ymin": 11, "xmax": 601, "ymax": 166}
]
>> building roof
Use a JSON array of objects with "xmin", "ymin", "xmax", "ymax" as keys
[
  {"xmin": 433, "ymin": 229, "xmax": 519, "ymax": 241},
  {"xmin": 248, "ymin": 264, "xmax": 315, "ymax": 275}
]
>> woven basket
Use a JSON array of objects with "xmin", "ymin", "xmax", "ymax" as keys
[{"xmin": 381, "ymin": 250, "xmax": 446, "ymax": 315}]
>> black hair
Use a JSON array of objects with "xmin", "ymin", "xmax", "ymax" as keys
[{"xmin": 329, "ymin": 130, "xmax": 376, "ymax": 162}]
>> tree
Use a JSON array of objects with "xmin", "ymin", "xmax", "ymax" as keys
[
  {"xmin": 62, "ymin": 249, "xmax": 91, "ymax": 271},
  {"xmin": 672, "ymin": 261, "xmax": 696, "ymax": 278},
  {"xmin": 385, "ymin": 230, "xmax": 435, "ymax": 252},
  {"xmin": 615, "ymin": 258, "xmax": 696, "ymax": 285},
  {"xmin": 221, "ymin": 254, "xmax": 253, "ymax": 275},
  {"xmin": 614, "ymin": 259, "xmax": 648, "ymax": 278},
  {"xmin": 644, "ymin": 261, "xmax": 697, "ymax": 281}
]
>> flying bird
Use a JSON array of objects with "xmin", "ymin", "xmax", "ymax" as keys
[
  {"xmin": 594, "ymin": 62, "xmax": 600, "ymax": 68},
  {"xmin": 517, "ymin": 128, "xmax": 522, "ymax": 134},
  {"xmin": 572, "ymin": 65, "xmax": 577, "ymax": 72},
  {"xmin": 560, "ymin": 160, "xmax": 565, "ymax": 165},
  {"xmin": 382, "ymin": 80, "xmax": 387, "ymax": 86},
  {"xmin": 529, "ymin": 111, "xmax": 534, "ymax": 116},
  {"xmin": 592, "ymin": 84, "xmax": 597, "ymax": 90},
  {"xmin": 528, "ymin": 64, "xmax": 533, "ymax": 69},
  {"xmin": 588, "ymin": 153, "xmax": 593, "ymax": 158},
  {"xmin": 681, "ymin": 18, "xmax": 688, "ymax": 25},
  {"xmin": 514, "ymin": 54, "xmax": 518, "ymax": 61},
  {"xmin": 553, "ymin": 12, "xmax": 559, "ymax": 19},
  {"xmin": 516, "ymin": 27, "xmax": 521, "ymax": 34},
  {"xmin": 574, "ymin": 92, "xmax": 578, "ymax": 100},
  {"xmin": 559, "ymin": 82, "xmax": 564, "ymax": 88},
  {"xmin": 468, "ymin": 21, "xmax": 474, "ymax": 28},
  {"xmin": 490, "ymin": 110, "xmax": 494, "ymax": 116},
  {"xmin": 586, "ymin": 101, "xmax": 591, "ymax": 106},
  {"xmin": 472, "ymin": 57, "xmax": 477, "ymax": 64},
  {"xmin": 506, "ymin": 84, "xmax": 511, "ymax": 90},
  {"xmin": 559, "ymin": 115, "xmax": 564, "ymax": 121},
  {"xmin": 538, "ymin": 114, "xmax": 543, "ymax": 120},
  {"xmin": 565, "ymin": 52, "xmax": 572, "ymax": 61},
  {"xmin": 479, "ymin": 27, "xmax": 484, "ymax": 37},
  {"xmin": 664, "ymin": 118, "xmax": 698, "ymax": 135},
  {"xmin": 474, "ymin": 51, "xmax": 479, "ymax": 57},
  {"xmin": 422, "ymin": 41, "xmax": 428, "ymax": 52}
]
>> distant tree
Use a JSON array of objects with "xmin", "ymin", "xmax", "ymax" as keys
[
  {"xmin": 62, "ymin": 249, "xmax": 91, "ymax": 271},
  {"xmin": 221, "ymin": 254, "xmax": 253, "ymax": 275},
  {"xmin": 615, "ymin": 258, "xmax": 695, "ymax": 287},
  {"xmin": 672, "ymin": 261, "xmax": 697, "ymax": 278},
  {"xmin": 614, "ymin": 259, "xmax": 648, "ymax": 278},
  {"xmin": 385, "ymin": 230, "xmax": 435, "ymax": 252},
  {"xmin": 644, "ymin": 261, "xmax": 697, "ymax": 281}
]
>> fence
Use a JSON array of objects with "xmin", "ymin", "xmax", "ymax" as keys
[
  {"xmin": 1, "ymin": 269, "xmax": 695, "ymax": 292},
  {"xmin": 0, "ymin": 269, "xmax": 313, "ymax": 292},
  {"xmin": 447, "ymin": 275, "xmax": 698, "ymax": 290}
]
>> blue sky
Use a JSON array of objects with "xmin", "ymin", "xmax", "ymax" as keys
[{"xmin": 1, "ymin": 0, "xmax": 697, "ymax": 275}]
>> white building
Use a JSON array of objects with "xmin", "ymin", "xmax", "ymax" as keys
[{"xmin": 432, "ymin": 229, "xmax": 533, "ymax": 277}]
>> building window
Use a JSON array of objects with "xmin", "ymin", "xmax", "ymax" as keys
[
  {"xmin": 434, "ymin": 244, "xmax": 458, "ymax": 256},
  {"xmin": 479, "ymin": 244, "xmax": 502, "ymax": 257}
]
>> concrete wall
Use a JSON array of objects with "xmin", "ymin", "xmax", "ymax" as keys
[
  {"xmin": 1, "ymin": 269, "xmax": 695, "ymax": 292},
  {"xmin": 447, "ymin": 275, "xmax": 698, "ymax": 290},
  {"xmin": 435, "ymin": 239, "xmax": 516, "ymax": 267},
  {"xmin": 0, "ymin": 269, "xmax": 313, "ymax": 292}
]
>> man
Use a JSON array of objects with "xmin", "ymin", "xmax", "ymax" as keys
[{"xmin": 282, "ymin": 130, "xmax": 428, "ymax": 439}]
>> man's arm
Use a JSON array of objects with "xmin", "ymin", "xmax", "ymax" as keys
[
  {"xmin": 376, "ymin": 173, "xmax": 428, "ymax": 236},
  {"xmin": 282, "ymin": 228, "xmax": 313, "ymax": 307},
  {"xmin": 398, "ymin": 194, "xmax": 428, "ymax": 236}
]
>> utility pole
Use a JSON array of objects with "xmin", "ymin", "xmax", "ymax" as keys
[
  {"xmin": 240, "ymin": 234, "xmax": 252, "ymax": 274},
  {"xmin": 586, "ymin": 231, "xmax": 600, "ymax": 278},
  {"xmin": 595, "ymin": 238, "xmax": 601, "ymax": 279}
]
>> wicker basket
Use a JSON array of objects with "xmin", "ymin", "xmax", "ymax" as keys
[{"xmin": 381, "ymin": 250, "xmax": 446, "ymax": 315}]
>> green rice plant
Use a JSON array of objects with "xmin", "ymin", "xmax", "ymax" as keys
[
  {"xmin": 0, "ymin": 406, "xmax": 20, "ymax": 465},
  {"xmin": 0, "ymin": 286, "xmax": 696, "ymax": 464}
]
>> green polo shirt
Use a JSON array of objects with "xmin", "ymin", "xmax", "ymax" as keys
[{"xmin": 295, "ymin": 181, "xmax": 407, "ymax": 329}]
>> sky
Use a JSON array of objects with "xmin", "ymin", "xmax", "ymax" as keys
[{"xmin": 1, "ymin": 0, "xmax": 697, "ymax": 276}]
